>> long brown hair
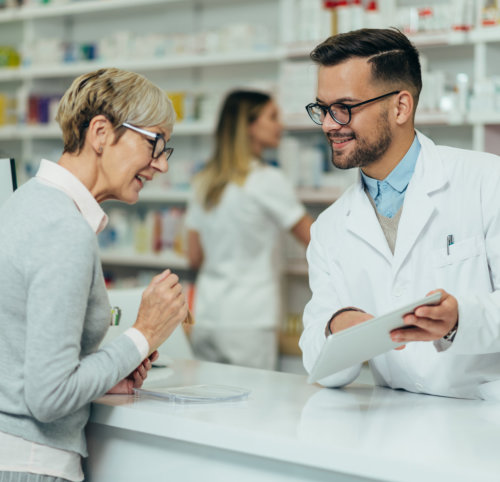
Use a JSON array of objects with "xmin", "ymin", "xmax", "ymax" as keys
[{"xmin": 196, "ymin": 90, "xmax": 271, "ymax": 209}]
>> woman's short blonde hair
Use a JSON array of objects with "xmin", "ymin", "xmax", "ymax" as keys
[{"xmin": 56, "ymin": 68, "xmax": 176, "ymax": 153}]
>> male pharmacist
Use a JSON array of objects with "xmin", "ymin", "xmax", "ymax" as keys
[{"xmin": 299, "ymin": 28, "xmax": 500, "ymax": 399}]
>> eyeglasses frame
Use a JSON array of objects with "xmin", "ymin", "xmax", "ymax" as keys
[
  {"xmin": 305, "ymin": 90, "xmax": 401, "ymax": 126},
  {"xmin": 122, "ymin": 122, "xmax": 174, "ymax": 160}
]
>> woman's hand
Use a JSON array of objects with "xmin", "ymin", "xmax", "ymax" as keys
[
  {"xmin": 107, "ymin": 351, "xmax": 159, "ymax": 394},
  {"xmin": 133, "ymin": 269, "xmax": 189, "ymax": 354}
]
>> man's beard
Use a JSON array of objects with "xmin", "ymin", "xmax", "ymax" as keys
[{"xmin": 327, "ymin": 111, "xmax": 392, "ymax": 170}]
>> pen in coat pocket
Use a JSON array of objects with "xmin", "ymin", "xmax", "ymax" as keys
[{"xmin": 446, "ymin": 234, "xmax": 454, "ymax": 255}]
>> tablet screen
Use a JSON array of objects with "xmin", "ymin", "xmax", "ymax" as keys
[{"xmin": 308, "ymin": 292, "xmax": 442, "ymax": 383}]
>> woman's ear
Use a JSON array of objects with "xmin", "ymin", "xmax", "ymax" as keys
[
  {"xmin": 85, "ymin": 115, "xmax": 111, "ymax": 155},
  {"xmin": 393, "ymin": 90, "xmax": 414, "ymax": 126}
]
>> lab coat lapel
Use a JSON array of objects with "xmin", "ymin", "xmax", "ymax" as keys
[
  {"xmin": 346, "ymin": 176, "xmax": 393, "ymax": 263},
  {"xmin": 392, "ymin": 132, "xmax": 448, "ymax": 275}
]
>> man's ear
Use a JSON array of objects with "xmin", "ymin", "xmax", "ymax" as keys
[
  {"xmin": 85, "ymin": 115, "xmax": 111, "ymax": 155},
  {"xmin": 393, "ymin": 90, "xmax": 414, "ymax": 126}
]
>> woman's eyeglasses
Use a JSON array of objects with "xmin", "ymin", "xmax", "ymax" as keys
[{"xmin": 122, "ymin": 122, "xmax": 174, "ymax": 160}]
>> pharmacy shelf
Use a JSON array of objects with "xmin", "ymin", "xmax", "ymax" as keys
[
  {"xmin": 100, "ymin": 248, "xmax": 307, "ymax": 275},
  {"xmin": 0, "ymin": 50, "xmax": 284, "ymax": 82},
  {"xmin": 283, "ymin": 29, "xmax": 500, "ymax": 60},
  {"xmin": 284, "ymin": 117, "xmax": 316, "ymax": 131},
  {"xmin": 138, "ymin": 189, "xmax": 190, "ymax": 203},
  {"xmin": 0, "ymin": 112, "xmax": 479, "ymax": 141},
  {"xmin": 0, "ymin": 0, "xmax": 250, "ymax": 23},
  {"xmin": 284, "ymin": 42, "xmax": 320, "ymax": 59},
  {"xmin": 469, "ymin": 26, "xmax": 500, "ymax": 43},
  {"xmin": 0, "ymin": 124, "xmax": 61, "ymax": 140},
  {"xmin": 135, "ymin": 187, "xmax": 342, "ymax": 204},
  {"xmin": 0, "ymin": 121, "xmax": 213, "ymax": 140},
  {"xmin": 297, "ymin": 186, "xmax": 342, "ymax": 205},
  {"xmin": 173, "ymin": 121, "xmax": 214, "ymax": 136},
  {"xmin": 0, "ymin": 0, "xmax": 176, "ymax": 22},
  {"xmin": 415, "ymin": 111, "xmax": 465, "ymax": 125},
  {"xmin": 407, "ymin": 31, "xmax": 468, "ymax": 47},
  {"xmin": 468, "ymin": 112, "xmax": 500, "ymax": 124},
  {"xmin": 100, "ymin": 249, "xmax": 189, "ymax": 270}
]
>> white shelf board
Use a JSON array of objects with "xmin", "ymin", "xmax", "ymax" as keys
[
  {"xmin": 0, "ymin": 0, "xmax": 254, "ymax": 22},
  {"xmin": 408, "ymin": 30, "xmax": 468, "ymax": 47},
  {"xmin": 415, "ymin": 111, "xmax": 465, "ymax": 125},
  {"xmin": 100, "ymin": 250, "xmax": 189, "ymax": 269},
  {"xmin": 139, "ymin": 186, "xmax": 343, "ymax": 205},
  {"xmin": 0, "ymin": 0, "xmax": 180, "ymax": 23},
  {"xmin": 138, "ymin": 189, "xmax": 190, "ymax": 203},
  {"xmin": 468, "ymin": 112, "xmax": 500, "ymax": 124},
  {"xmin": 0, "ymin": 121, "xmax": 212, "ymax": 140},
  {"xmin": 0, "ymin": 49, "xmax": 284, "ymax": 81},
  {"xmin": 0, "ymin": 124, "xmax": 62, "ymax": 140},
  {"xmin": 469, "ymin": 26, "xmax": 500, "ymax": 43},
  {"xmin": 174, "ymin": 121, "xmax": 214, "ymax": 136},
  {"xmin": 297, "ymin": 187, "xmax": 342, "ymax": 204},
  {"xmin": 283, "ymin": 42, "xmax": 319, "ymax": 59},
  {"xmin": 284, "ymin": 117, "xmax": 317, "ymax": 131}
]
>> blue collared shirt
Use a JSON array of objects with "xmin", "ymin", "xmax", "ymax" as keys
[{"xmin": 361, "ymin": 135, "xmax": 421, "ymax": 218}]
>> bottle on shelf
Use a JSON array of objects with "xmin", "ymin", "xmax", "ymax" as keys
[{"xmin": 364, "ymin": 0, "xmax": 383, "ymax": 29}]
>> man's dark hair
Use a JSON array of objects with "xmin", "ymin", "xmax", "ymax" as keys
[{"xmin": 311, "ymin": 28, "xmax": 422, "ymax": 106}]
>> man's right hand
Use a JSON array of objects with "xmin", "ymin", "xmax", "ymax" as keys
[{"xmin": 133, "ymin": 269, "xmax": 189, "ymax": 354}]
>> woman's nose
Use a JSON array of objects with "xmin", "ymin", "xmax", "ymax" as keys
[{"xmin": 151, "ymin": 155, "xmax": 168, "ymax": 173}]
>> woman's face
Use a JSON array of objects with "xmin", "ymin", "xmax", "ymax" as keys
[
  {"xmin": 100, "ymin": 124, "xmax": 170, "ymax": 204},
  {"xmin": 248, "ymin": 100, "xmax": 283, "ymax": 154}
]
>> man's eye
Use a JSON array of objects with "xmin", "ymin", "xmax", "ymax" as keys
[{"xmin": 333, "ymin": 104, "xmax": 350, "ymax": 112}]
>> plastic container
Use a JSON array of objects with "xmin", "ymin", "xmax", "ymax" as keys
[{"xmin": 134, "ymin": 384, "xmax": 251, "ymax": 403}]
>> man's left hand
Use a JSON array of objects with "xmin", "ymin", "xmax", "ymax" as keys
[{"xmin": 390, "ymin": 289, "xmax": 458, "ymax": 344}]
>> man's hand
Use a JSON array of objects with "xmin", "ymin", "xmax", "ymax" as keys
[
  {"xmin": 390, "ymin": 289, "xmax": 458, "ymax": 345},
  {"xmin": 329, "ymin": 310, "xmax": 374, "ymax": 335}
]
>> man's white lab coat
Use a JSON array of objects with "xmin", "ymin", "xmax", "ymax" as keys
[{"xmin": 300, "ymin": 131, "xmax": 500, "ymax": 399}]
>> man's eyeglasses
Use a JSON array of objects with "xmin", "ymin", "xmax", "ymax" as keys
[
  {"xmin": 305, "ymin": 91, "xmax": 400, "ymax": 126},
  {"xmin": 122, "ymin": 122, "xmax": 174, "ymax": 160}
]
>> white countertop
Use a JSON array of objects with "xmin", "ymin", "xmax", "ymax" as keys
[{"xmin": 90, "ymin": 360, "xmax": 500, "ymax": 482}]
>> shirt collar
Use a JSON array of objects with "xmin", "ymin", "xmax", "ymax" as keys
[
  {"xmin": 35, "ymin": 159, "xmax": 108, "ymax": 234},
  {"xmin": 361, "ymin": 134, "xmax": 421, "ymax": 197}
]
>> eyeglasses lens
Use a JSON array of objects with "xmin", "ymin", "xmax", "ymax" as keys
[
  {"xmin": 308, "ymin": 104, "xmax": 350, "ymax": 125},
  {"xmin": 153, "ymin": 137, "xmax": 165, "ymax": 159}
]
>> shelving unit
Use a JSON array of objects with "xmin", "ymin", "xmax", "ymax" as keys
[
  {"xmin": 4, "ymin": 0, "xmax": 500, "ymax": 364},
  {"xmin": 0, "ymin": 50, "xmax": 284, "ymax": 81}
]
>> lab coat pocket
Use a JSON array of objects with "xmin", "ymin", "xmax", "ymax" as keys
[{"xmin": 432, "ymin": 236, "xmax": 481, "ymax": 268}]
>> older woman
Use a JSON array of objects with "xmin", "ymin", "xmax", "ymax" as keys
[{"xmin": 0, "ymin": 68, "xmax": 188, "ymax": 482}]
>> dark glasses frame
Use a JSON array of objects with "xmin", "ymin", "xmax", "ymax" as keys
[{"xmin": 305, "ymin": 90, "xmax": 401, "ymax": 126}]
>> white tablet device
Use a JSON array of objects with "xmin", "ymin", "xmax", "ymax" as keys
[{"xmin": 308, "ymin": 292, "xmax": 442, "ymax": 383}]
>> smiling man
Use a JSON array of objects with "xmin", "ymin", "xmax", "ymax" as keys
[{"xmin": 300, "ymin": 28, "xmax": 500, "ymax": 400}]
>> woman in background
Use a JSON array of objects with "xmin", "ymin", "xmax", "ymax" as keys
[
  {"xmin": 0, "ymin": 68, "xmax": 188, "ymax": 482},
  {"xmin": 186, "ymin": 90, "xmax": 313, "ymax": 370}
]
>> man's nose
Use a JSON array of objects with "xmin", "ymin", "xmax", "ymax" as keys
[{"xmin": 322, "ymin": 111, "xmax": 343, "ymax": 134}]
